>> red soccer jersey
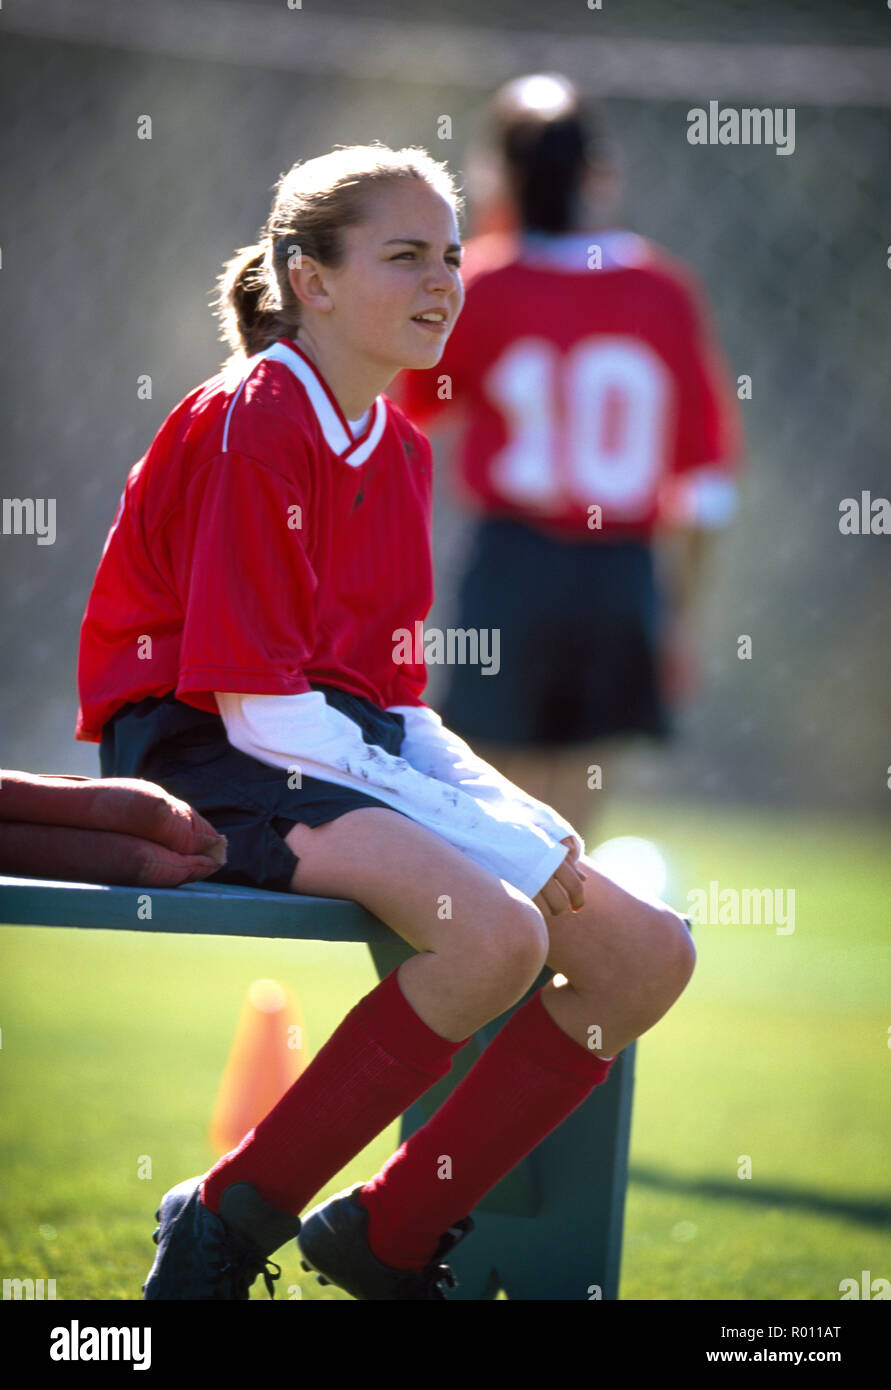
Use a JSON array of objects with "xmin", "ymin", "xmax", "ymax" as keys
[
  {"xmin": 75, "ymin": 337, "xmax": 434, "ymax": 743},
  {"xmin": 394, "ymin": 229, "xmax": 742, "ymax": 539}
]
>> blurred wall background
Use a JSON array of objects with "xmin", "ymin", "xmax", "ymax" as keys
[{"xmin": 1, "ymin": 0, "xmax": 888, "ymax": 814}]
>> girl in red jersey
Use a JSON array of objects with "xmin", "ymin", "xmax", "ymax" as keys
[
  {"xmin": 395, "ymin": 76, "xmax": 743, "ymax": 843},
  {"xmin": 77, "ymin": 142, "xmax": 695, "ymax": 1301}
]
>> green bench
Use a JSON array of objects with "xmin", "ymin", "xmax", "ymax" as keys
[{"xmin": 0, "ymin": 873, "xmax": 635, "ymax": 1300}]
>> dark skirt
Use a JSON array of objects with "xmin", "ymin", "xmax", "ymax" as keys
[{"xmin": 439, "ymin": 518, "xmax": 671, "ymax": 748}]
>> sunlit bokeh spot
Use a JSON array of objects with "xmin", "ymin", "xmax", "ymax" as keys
[
  {"xmin": 590, "ymin": 836, "xmax": 669, "ymax": 905},
  {"xmin": 514, "ymin": 74, "xmax": 575, "ymax": 115}
]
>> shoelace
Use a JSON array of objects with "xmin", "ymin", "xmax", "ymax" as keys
[
  {"xmin": 421, "ymin": 1262, "xmax": 458, "ymax": 1298},
  {"xmin": 417, "ymin": 1216, "xmax": 473, "ymax": 1298},
  {"xmin": 260, "ymin": 1259, "xmax": 283, "ymax": 1299},
  {"xmin": 221, "ymin": 1242, "xmax": 283, "ymax": 1300}
]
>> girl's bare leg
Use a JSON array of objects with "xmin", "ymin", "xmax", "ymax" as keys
[
  {"xmin": 285, "ymin": 809, "xmax": 550, "ymax": 1041},
  {"xmin": 538, "ymin": 856, "xmax": 695, "ymax": 1058},
  {"xmin": 285, "ymin": 810, "xmax": 694, "ymax": 1058}
]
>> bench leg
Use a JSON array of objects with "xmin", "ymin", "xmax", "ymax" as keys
[{"xmin": 367, "ymin": 945, "xmax": 635, "ymax": 1300}]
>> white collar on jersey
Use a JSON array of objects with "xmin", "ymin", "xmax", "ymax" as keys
[
  {"xmin": 517, "ymin": 228, "xmax": 649, "ymax": 274},
  {"xmin": 223, "ymin": 337, "xmax": 388, "ymax": 469}
]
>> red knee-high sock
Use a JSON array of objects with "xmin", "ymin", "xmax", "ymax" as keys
[
  {"xmin": 356, "ymin": 987, "xmax": 615, "ymax": 1270},
  {"xmin": 201, "ymin": 967, "xmax": 469, "ymax": 1216}
]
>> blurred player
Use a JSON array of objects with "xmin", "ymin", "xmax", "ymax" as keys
[{"xmin": 394, "ymin": 74, "xmax": 743, "ymax": 841}]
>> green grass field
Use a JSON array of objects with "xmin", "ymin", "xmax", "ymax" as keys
[{"xmin": 1, "ymin": 800, "xmax": 888, "ymax": 1301}]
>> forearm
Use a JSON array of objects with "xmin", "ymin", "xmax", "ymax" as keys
[
  {"xmin": 657, "ymin": 462, "xmax": 738, "ymax": 621},
  {"xmin": 387, "ymin": 703, "xmax": 585, "ymax": 855},
  {"xmin": 655, "ymin": 525, "xmax": 713, "ymax": 622}
]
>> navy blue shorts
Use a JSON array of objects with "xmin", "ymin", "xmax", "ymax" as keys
[
  {"xmin": 99, "ymin": 683, "xmax": 412, "ymax": 894},
  {"xmin": 439, "ymin": 519, "xmax": 670, "ymax": 748}
]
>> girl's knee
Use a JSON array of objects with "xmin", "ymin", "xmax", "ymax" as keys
[
  {"xmin": 490, "ymin": 898, "xmax": 550, "ymax": 994},
  {"xmin": 663, "ymin": 905, "xmax": 697, "ymax": 982},
  {"xmin": 467, "ymin": 897, "xmax": 549, "ymax": 1007},
  {"xmin": 592, "ymin": 899, "xmax": 696, "ymax": 1010},
  {"xmin": 642, "ymin": 904, "xmax": 697, "ymax": 1004}
]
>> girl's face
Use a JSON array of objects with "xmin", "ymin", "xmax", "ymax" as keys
[{"xmin": 292, "ymin": 179, "xmax": 465, "ymax": 376}]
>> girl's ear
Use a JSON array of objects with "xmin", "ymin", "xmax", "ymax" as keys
[{"xmin": 288, "ymin": 256, "xmax": 334, "ymax": 314}]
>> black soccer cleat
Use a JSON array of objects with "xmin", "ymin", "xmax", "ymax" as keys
[
  {"xmin": 142, "ymin": 1174, "xmax": 302, "ymax": 1300},
  {"xmin": 297, "ymin": 1182, "xmax": 475, "ymax": 1300}
]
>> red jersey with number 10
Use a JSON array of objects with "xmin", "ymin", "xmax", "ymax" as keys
[{"xmin": 394, "ymin": 229, "xmax": 742, "ymax": 538}]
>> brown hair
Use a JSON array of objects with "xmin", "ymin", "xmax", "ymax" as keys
[{"xmin": 214, "ymin": 142, "xmax": 463, "ymax": 369}]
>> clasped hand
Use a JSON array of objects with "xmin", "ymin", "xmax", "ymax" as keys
[{"xmin": 533, "ymin": 835, "xmax": 587, "ymax": 919}]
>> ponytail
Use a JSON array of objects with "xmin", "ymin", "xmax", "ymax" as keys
[
  {"xmin": 504, "ymin": 117, "xmax": 588, "ymax": 234},
  {"xmin": 214, "ymin": 240, "xmax": 298, "ymax": 366}
]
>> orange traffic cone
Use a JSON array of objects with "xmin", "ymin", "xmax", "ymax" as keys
[{"xmin": 208, "ymin": 978, "xmax": 307, "ymax": 1155}]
